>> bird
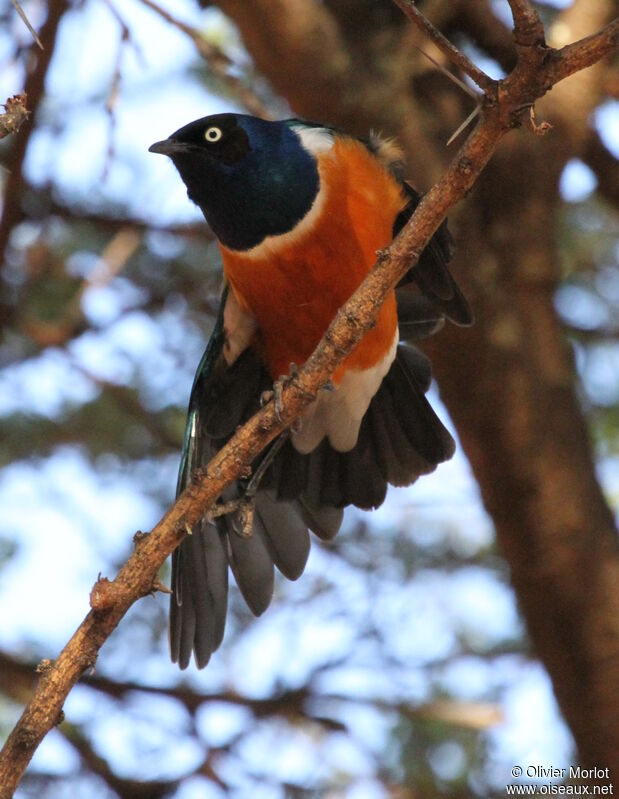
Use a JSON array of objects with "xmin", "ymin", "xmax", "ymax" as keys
[{"xmin": 149, "ymin": 113, "xmax": 472, "ymax": 669}]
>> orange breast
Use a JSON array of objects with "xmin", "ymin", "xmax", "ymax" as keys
[{"xmin": 220, "ymin": 137, "xmax": 406, "ymax": 381}]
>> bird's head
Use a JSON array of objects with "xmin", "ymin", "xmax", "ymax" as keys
[{"xmin": 149, "ymin": 113, "xmax": 320, "ymax": 251}]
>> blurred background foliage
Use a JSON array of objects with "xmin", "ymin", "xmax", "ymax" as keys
[{"xmin": 0, "ymin": 0, "xmax": 617, "ymax": 797}]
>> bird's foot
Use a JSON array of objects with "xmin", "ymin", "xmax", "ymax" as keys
[
  {"xmin": 270, "ymin": 362, "xmax": 299, "ymax": 422},
  {"xmin": 260, "ymin": 389, "xmax": 273, "ymax": 407},
  {"xmin": 205, "ymin": 432, "xmax": 289, "ymax": 537},
  {"xmin": 207, "ymin": 496, "xmax": 255, "ymax": 538}
]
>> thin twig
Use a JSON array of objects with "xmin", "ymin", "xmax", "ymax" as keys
[
  {"xmin": 546, "ymin": 19, "xmax": 619, "ymax": 87},
  {"xmin": 137, "ymin": 0, "xmax": 272, "ymax": 117},
  {"xmin": 406, "ymin": 13, "xmax": 484, "ymax": 148},
  {"xmin": 102, "ymin": 33, "xmax": 125, "ymax": 179},
  {"xmin": 506, "ymin": 0, "xmax": 546, "ymax": 47},
  {"xmin": 11, "ymin": 0, "xmax": 43, "ymax": 49},
  {"xmin": 446, "ymin": 105, "xmax": 481, "ymax": 146},
  {"xmin": 412, "ymin": 43, "xmax": 479, "ymax": 99},
  {"xmin": 101, "ymin": 0, "xmax": 145, "ymax": 179},
  {"xmin": 392, "ymin": 0, "xmax": 496, "ymax": 93}
]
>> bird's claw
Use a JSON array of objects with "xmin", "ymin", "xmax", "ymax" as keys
[
  {"xmin": 260, "ymin": 389, "xmax": 273, "ymax": 407},
  {"xmin": 207, "ymin": 497, "xmax": 255, "ymax": 538},
  {"xmin": 269, "ymin": 362, "xmax": 299, "ymax": 422},
  {"xmin": 235, "ymin": 498, "xmax": 255, "ymax": 538},
  {"xmin": 273, "ymin": 380, "xmax": 284, "ymax": 422}
]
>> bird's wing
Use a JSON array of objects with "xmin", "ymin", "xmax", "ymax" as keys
[
  {"xmin": 172, "ymin": 290, "xmax": 230, "ymax": 669},
  {"xmin": 285, "ymin": 120, "xmax": 473, "ymax": 326},
  {"xmin": 393, "ymin": 182, "xmax": 474, "ymax": 327},
  {"xmin": 172, "ymin": 287, "xmax": 343, "ymax": 668}
]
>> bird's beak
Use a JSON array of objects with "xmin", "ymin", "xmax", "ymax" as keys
[{"xmin": 148, "ymin": 139, "xmax": 188, "ymax": 156}]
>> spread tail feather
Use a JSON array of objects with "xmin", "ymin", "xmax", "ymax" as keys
[
  {"xmin": 170, "ymin": 520, "xmax": 229, "ymax": 669},
  {"xmin": 273, "ymin": 344, "xmax": 454, "ymax": 509}
]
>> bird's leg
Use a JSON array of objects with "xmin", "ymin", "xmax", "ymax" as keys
[
  {"xmin": 245, "ymin": 430, "xmax": 289, "ymax": 499},
  {"xmin": 260, "ymin": 362, "xmax": 300, "ymax": 421},
  {"xmin": 273, "ymin": 363, "xmax": 299, "ymax": 420},
  {"xmin": 207, "ymin": 498, "xmax": 255, "ymax": 538},
  {"xmin": 262, "ymin": 363, "xmax": 333, "ymax": 433},
  {"xmin": 206, "ymin": 432, "xmax": 290, "ymax": 537}
]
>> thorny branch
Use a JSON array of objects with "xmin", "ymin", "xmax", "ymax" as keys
[
  {"xmin": 392, "ymin": 0, "xmax": 496, "ymax": 92},
  {"xmin": 10, "ymin": 0, "xmax": 43, "ymax": 49},
  {"xmin": 1, "ymin": 2, "xmax": 618, "ymax": 796},
  {"xmin": 0, "ymin": 94, "xmax": 29, "ymax": 140}
]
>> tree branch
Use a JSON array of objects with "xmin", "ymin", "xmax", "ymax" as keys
[
  {"xmin": 10, "ymin": 0, "xmax": 43, "ymax": 49},
  {"xmin": 506, "ymin": 0, "xmax": 546, "ymax": 48},
  {"xmin": 546, "ymin": 18, "xmax": 619, "ymax": 87},
  {"xmin": 0, "ymin": 0, "xmax": 69, "ymax": 330},
  {"xmin": 392, "ymin": 0, "xmax": 496, "ymax": 92},
  {"xmin": 449, "ymin": 0, "xmax": 516, "ymax": 74},
  {"xmin": 1, "ymin": 7, "xmax": 617, "ymax": 796},
  {"xmin": 0, "ymin": 94, "xmax": 29, "ymax": 140}
]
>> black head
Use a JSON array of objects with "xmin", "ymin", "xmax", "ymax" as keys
[{"xmin": 149, "ymin": 113, "xmax": 320, "ymax": 251}]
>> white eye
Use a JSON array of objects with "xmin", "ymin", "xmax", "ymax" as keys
[{"xmin": 204, "ymin": 126, "xmax": 223, "ymax": 143}]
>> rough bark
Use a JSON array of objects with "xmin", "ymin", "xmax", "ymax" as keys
[{"xmin": 0, "ymin": 94, "xmax": 29, "ymax": 140}]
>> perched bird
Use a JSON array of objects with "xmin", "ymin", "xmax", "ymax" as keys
[{"xmin": 149, "ymin": 113, "xmax": 472, "ymax": 669}]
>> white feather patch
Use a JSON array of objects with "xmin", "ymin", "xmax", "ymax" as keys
[
  {"xmin": 368, "ymin": 130, "xmax": 405, "ymax": 179},
  {"xmin": 223, "ymin": 289, "xmax": 257, "ymax": 365},
  {"xmin": 292, "ymin": 330, "xmax": 399, "ymax": 453},
  {"xmin": 292, "ymin": 125, "xmax": 335, "ymax": 155}
]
